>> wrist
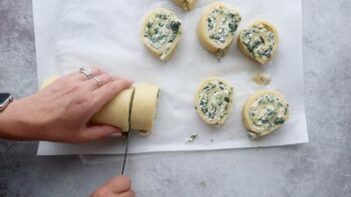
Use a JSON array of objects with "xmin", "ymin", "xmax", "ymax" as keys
[{"xmin": 0, "ymin": 99, "xmax": 38, "ymax": 140}]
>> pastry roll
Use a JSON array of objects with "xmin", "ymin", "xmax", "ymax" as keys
[
  {"xmin": 172, "ymin": 0, "xmax": 197, "ymax": 11},
  {"xmin": 92, "ymin": 87, "xmax": 135, "ymax": 132},
  {"xmin": 242, "ymin": 90, "xmax": 289, "ymax": 139},
  {"xmin": 198, "ymin": 2, "xmax": 241, "ymax": 59},
  {"xmin": 141, "ymin": 8, "xmax": 183, "ymax": 62},
  {"xmin": 194, "ymin": 77, "xmax": 234, "ymax": 126},
  {"xmin": 130, "ymin": 84, "xmax": 160, "ymax": 135},
  {"xmin": 238, "ymin": 20, "xmax": 279, "ymax": 64}
]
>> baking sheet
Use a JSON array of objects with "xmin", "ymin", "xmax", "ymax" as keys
[{"xmin": 33, "ymin": 0, "xmax": 308, "ymax": 155}]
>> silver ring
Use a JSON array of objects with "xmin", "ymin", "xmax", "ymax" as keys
[
  {"xmin": 79, "ymin": 66, "xmax": 94, "ymax": 79},
  {"xmin": 92, "ymin": 77, "xmax": 101, "ymax": 87}
]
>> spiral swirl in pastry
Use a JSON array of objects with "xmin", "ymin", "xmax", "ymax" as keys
[
  {"xmin": 194, "ymin": 77, "xmax": 234, "ymax": 126},
  {"xmin": 242, "ymin": 90, "xmax": 289, "ymax": 138},
  {"xmin": 141, "ymin": 8, "xmax": 182, "ymax": 62},
  {"xmin": 238, "ymin": 20, "xmax": 279, "ymax": 64}
]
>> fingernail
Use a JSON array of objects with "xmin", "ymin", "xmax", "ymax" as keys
[{"xmin": 110, "ymin": 132, "xmax": 122, "ymax": 138}]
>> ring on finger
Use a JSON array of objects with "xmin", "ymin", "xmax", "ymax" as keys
[
  {"xmin": 79, "ymin": 66, "xmax": 94, "ymax": 79},
  {"xmin": 92, "ymin": 77, "xmax": 101, "ymax": 87}
]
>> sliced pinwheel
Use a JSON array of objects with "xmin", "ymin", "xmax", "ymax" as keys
[
  {"xmin": 242, "ymin": 90, "xmax": 289, "ymax": 138},
  {"xmin": 141, "ymin": 8, "xmax": 182, "ymax": 62}
]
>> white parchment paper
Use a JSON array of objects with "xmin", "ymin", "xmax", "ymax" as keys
[{"xmin": 33, "ymin": 0, "xmax": 308, "ymax": 155}]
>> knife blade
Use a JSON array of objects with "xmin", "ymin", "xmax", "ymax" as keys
[{"xmin": 121, "ymin": 131, "xmax": 130, "ymax": 175}]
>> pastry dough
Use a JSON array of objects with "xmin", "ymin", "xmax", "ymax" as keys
[
  {"xmin": 40, "ymin": 76, "xmax": 59, "ymax": 89},
  {"xmin": 172, "ymin": 0, "xmax": 197, "ymax": 11},
  {"xmin": 198, "ymin": 2, "xmax": 241, "ymax": 59},
  {"xmin": 194, "ymin": 77, "xmax": 234, "ymax": 126},
  {"xmin": 92, "ymin": 87, "xmax": 135, "ymax": 132},
  {"xmin": 130, "ymin": 84, "xmax": 160, "ymax": 135},
  {"xmin": 141, "ymin": 8, "xmax": 182, "ymax": 62},
  {"xmin": 242, "ymin": 90, "xmax": 289, "ymax": 139},
  {"xmin": 252, "ymin": 73, "xmax": 271, "ymax": 86},
  {"xmin": 238, "ymin": 20, "xmax": 279, "ymax": 64}
]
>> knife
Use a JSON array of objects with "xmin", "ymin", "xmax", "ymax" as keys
[{"xmin": 121, "ymin": 131, "xmax": 130, "ymax": 175}]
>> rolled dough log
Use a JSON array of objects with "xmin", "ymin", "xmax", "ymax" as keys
[
  {"xmin": 91, "ymin": 87, "xmax": 135, "ymax": 132},
  {"xmin": 130, "ymin": 84, "xmax": 160, "ymax": 135}
]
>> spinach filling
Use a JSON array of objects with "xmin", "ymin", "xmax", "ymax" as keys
[
  {"xmin": 249, "ymin": 94, "xmax": 289, "ymax": 131},
  {"xmin": 198, "ymin": 80, "xmax": 233, "ymax": 121},
  {"xmin": 207, "ymin": 7, "xmax": 241, "ymax": 45},
  {"xmin": 240, "ymin": 24, "xmax": 275, "ymax": 60},
  {"xmin": 144, "ymin": 12, "xmax": 182, "ymax": 49}
]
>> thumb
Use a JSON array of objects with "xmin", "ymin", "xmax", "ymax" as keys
[{"xmin": 83, "ymin": 125, "xmax": 122, "ymax": 141}]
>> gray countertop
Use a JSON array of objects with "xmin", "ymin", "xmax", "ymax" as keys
[{"xmin": 0, "ymin": 0, "xmax": 350, "ymax": 196}]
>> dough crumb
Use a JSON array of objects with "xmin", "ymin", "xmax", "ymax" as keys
[
  {"xmin": 186, "ymin": 133, "xmax": 198, "ymax": 143},
  {"xmin": 252, "ymin": 73, "xmax": 271, "ymax": 86},
  {"xmin": 199, "ymin": 181, "xmax": 207, "ymax": 188}
]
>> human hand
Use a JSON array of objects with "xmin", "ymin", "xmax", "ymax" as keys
[
  {"xmin": 90, "ymin": 176, "xmax": 135, "ymax": 197},
  {"xmin": 0, "ymin": 68, "xmax": 133, "ymax": 143}
]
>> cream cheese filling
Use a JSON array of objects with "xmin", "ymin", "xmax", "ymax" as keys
[
  {"xmin": 143, "ymin": 11, "xmax": 182, "ymax": 61},
  {"xmin": 248, "ymin": 94, "xmax": 289, "ymax": 132},
  {"xmin": 206, "ymin": 6, "xmax": 241, "ymax": 46},
  {"xmin": 240, "ymin": 24, "xmax": 275, "ymax": 61},
  {"xmin": 198, "ymin": 80, "xmax": 233, "ymax": 122}
]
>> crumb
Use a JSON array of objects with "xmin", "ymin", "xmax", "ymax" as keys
[
  {"xmin": 186, "ymin": 133, "xmax": 198, "ymax": 143},
  {"xmin": 210, "ymin": 139, "xmax": 214, "ymax": 142},
  {"xmin": 199, "ymin": 181, "xmax": 207, "ymax": 188},
  {"xmin": 252, "ymin": 73, "xmax": 271, "ymax": 86}
]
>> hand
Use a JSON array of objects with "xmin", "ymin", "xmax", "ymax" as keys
[
  {"xmin": 0, "ymin": 68, "xmax": 133, "ymax": 143},
  {"xmin": 91, "ymin": 176, "xmax": 135, "ymax": 197}
]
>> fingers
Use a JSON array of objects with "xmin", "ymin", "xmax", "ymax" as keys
[
  {"xmin": 107, "ymin": 176, "xmax": 132, "ymax": 194},
  {"xmin": 68, "ymin": 67, "xmax": 106, "ymax": 81},
  {"xmin": 91, "ymin": 78, "xmax": 133, "ymax": 113},
  {"xmin": 79, "ymin": 125, "xmax": 122, "ymax": 142},
  {"xmin": 90, "ymin": 176, "xmax": 134, "ymax": 197},
  {"xmin": 83, "ymin": 73, "xmax": 117, "ymax": 91},
  {"xmin": 118, "ymin": 190, "xmax": 135, "ymax": 197},
  {"xmin": 90, "ymin": 189, "xmax": 115, "ymax": 197}
]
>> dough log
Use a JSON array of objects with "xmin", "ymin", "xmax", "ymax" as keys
[
  {"xmin": 131, "ymin": 84, "xmax": 160, "ymax": 135},
  {"xmin": 92, "ymin": 87, "xmax": 135, "ymax": 132}
]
